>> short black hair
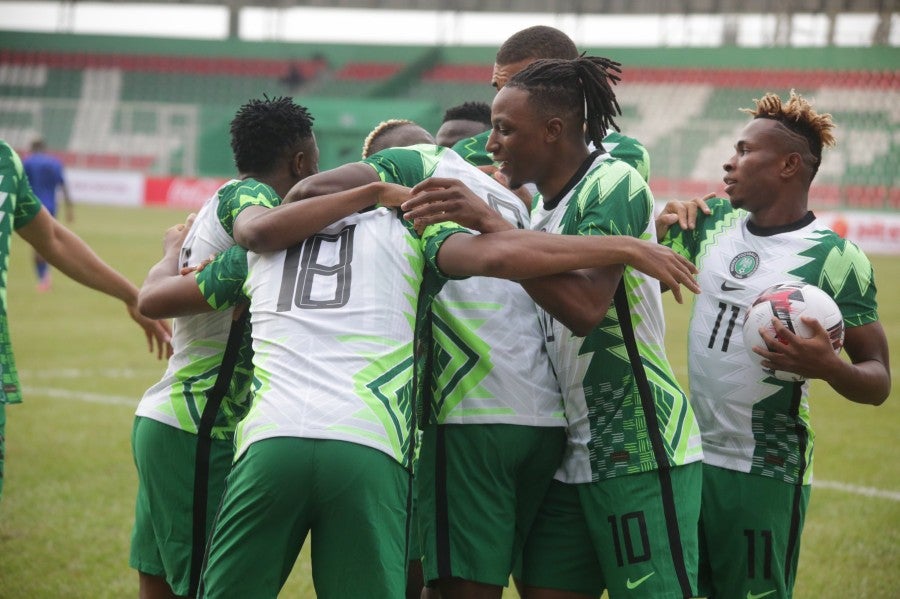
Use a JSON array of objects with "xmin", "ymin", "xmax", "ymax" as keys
[
  {"xmin": 442, "ymin": 101, "xmax": 492, "ymax": 127},
  {"xmin": 495, "ymin": 25, "xmax": 579, "ymax": 65},
  {"xmin": 230, "ymin": 96, "xmax": 315, "ymax": 175}
]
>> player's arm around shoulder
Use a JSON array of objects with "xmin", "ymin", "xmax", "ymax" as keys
[
  {"xmin": 236, "ymin": 164, "xmax": 384, "ymax": 253},
  {"xmin": 435, "ymin": 230, "xmax": 698, "ymax": 337},
  {"xmin": 139, "ymin": 214, "xmax": 215, "ymax": 319},
  {"xmin": 655, "ymin": 192, "xmax": 717, "ymax": 243}
]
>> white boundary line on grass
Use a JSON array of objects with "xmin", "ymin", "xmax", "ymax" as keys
[
  {"xmin": 24, "ymin": 386, "xmax": 900, "ymax": 503},
  {"xmin": 25, "ymin": 386, "xmax": 137, "ymax": 407},
  {"xmin": 813, "ymin": 480, "xmax": 900, "ymax": 502}
]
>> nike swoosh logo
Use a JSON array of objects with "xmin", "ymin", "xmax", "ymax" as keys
[
  {"xmin": 625, "ymin": 571, "xmax": 655, "ymax": 589},
  {"xmin": 721, "ymin": 281, "xmax": 744, "ymax": 291},
  {"xmin": 746, "ymin": 590, "xmax": 777, "ymax": 599}
]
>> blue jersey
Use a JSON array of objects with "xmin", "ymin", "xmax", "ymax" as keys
[{"xmin": 23, "ymin": 152, "xmax": 66, "ymax": 214}]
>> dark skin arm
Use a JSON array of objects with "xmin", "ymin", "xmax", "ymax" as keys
[
  {"xmin": 654, "ymin": 192, "xmax": 715, "ymax": 241},
  {"xmin": 232, "ymin": 164, "xmax": 408, "ymax": 253},
  {"xmin": 518, "ymin": 267, "xmax": 624, "ymax": 336},
  {"xmin": 392, "ymin": 177, "xmax": 699, "ymax": 336},
  {"xmin": 755, "ymin": 317, "xmax": 891, "ymax": 406},
  {"xmin": 138, "ymin": 214, "xmax": 216, "ymax": 319}
]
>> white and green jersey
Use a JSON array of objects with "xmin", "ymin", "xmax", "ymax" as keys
[
  {"xmin": 200, "ymin": 206, "xmax": 464, "ymax": 469},
  {"xmin": 531, "ymin": 151, "xmax": 703, "ymax": 484},
  {"xmin": 365, "ymin": 145, "xmax": 565, "ymax": 427},
  {"xmin": 662, "ymin": 200, "xmax": 879, "ymax": 485},
  {"xmin": 0, "ymin": 140, "xmax": 44, "ymax": 405},
  {"xmin": 135, "ymin": 179, "xmax": 279, "ymax": 440}
]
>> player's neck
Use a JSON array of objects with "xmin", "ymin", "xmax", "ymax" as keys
[
  {"xmin": 537, "ymin": 145, "xmax": 594, "ymax": 204},
  {"xmin": 749, "ymin": 199, "xmax": 810, "ymax": 229}
]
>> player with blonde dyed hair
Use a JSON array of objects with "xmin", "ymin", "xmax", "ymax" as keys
[
  {"xmin": 361, "ymin": 119, "xmax": 425, "ymax": 158},
  {"xmin": 657, "ymin": 90, "xmax": 890, "ymax": 598}
]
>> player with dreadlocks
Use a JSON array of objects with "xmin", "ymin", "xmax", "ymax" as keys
[
  {"xmin": 398, "ymin": 55, "xmax": 704, "ymax": 599},
  {"xmin": 130, "ymin": 95, "xmax": 318, "ymax": 599},
  {"xmin": 657, "ymin": 90, "xmax": 890, "ymax": 599}
]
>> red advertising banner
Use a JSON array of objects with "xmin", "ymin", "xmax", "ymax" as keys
[{"xmin": 144, "ymin": 176, "xmax": 230, "ymax": 210}]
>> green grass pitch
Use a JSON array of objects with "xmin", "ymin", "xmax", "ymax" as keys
[{"xmin": 0, "ymin": 204, "xmax": 897, "ymax": 598}]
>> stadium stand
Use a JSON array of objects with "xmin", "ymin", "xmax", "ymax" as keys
[{"xmin": 0, "ymin": 31, "xmax": 896, "ymax": 210}]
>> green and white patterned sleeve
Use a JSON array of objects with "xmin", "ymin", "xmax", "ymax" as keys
[
  {"xmin": 216, "ymin": 179, "xmax": 282, "ymax": 238},
  {"xmin": 195, "ymin": 245, "xmax": 250, "ymax": 310}
]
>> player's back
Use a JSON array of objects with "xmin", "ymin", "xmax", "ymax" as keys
[{"xmin": 236, "ymin": 205, "xmax": 456, "ymax": 468}]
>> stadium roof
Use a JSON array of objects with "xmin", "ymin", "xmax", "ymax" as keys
[
  {"xmin": 53, "ymin": 0, "xmax": 894, "ymax": 12},
  {"xmin": 4, "ymin": 0, "xmax": 894, "ymax": 45}
]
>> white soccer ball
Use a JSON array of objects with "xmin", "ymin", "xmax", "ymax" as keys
[{"xmin": 742, "ymin": 282, "xmax": 845, "ymax": 382}]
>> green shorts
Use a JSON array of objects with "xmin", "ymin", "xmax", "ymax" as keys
[
  {"xmin": 519, "ymin": 462, "xmax": 702, "ymax": 598},
  {"xmin": 417, "ymin": 423, "xmax": 566, "ymax": 587},
  {"xmin": 200, "ymin": 437, "xmax": 411, "ymax": 599},
  {"xmin": 129, "ymin": 416, "xmax": 234, "ymax": 596},
  {"xmin": 699, "ymin": 464, "xmax": 810, "ymax": 599}
]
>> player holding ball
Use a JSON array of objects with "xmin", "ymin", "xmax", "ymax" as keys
[{"xmin": 656, "ymin": 90, "xmax": 890, "ymax": 599}]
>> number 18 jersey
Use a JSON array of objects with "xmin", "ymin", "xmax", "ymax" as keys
[{"xmin": 224, "ymin": 208, "xmax": 463, "ymax": 470}]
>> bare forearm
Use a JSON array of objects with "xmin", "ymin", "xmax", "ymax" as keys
[
  {"xmin": 138, "ymin": 247, "xmax": 192, "ymax": 318},
  {"xmin": 235, "ymin": 183, "xmax": 378, "ymax": 253},
  {"xmin": 824, "ymin": 359, "xmax": 891, "ymax": 406},
  {"xmin": 285, "ymin": 163, "xmax": 378, "ymax": 203},
  {"xmin": 520, "ymin": 271, "xmax": 618, "ymax": 335},
  {"xmin": 438, "ymin": 230, "xmax": 629, "ymax": 335},
  {"xmin": 21, "ymin": 213, "xmax": 137, "ymax": 303},
  {"xmin": 441, "ymin": 229, "xmax": 637, "ymax": 280}
]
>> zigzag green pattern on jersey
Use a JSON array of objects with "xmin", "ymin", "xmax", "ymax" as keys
[
  {"xmin": 622, "ymin": 268, "xmax": 647, "ymax": 330},
  {"xmin": 800, "ymin": 400, "xmax": 815, "ymax": 485},
  {"xmin": 170, "ymin": 344, "xmax": 228, "ymax": 435},
  {"xmin": 693, "ymin": 205, "xmax": 745, "ymax": 269},
  {"xmin": 370, "ymin": 145, "xmax": 443, "ymax": 190},
  {"xmin": 197, "ymin": 270, "xmax": 245, "ymax": 311},
  {"xmin": 234, "ymin": 338, "xmax": 279, "ymax": 457},
  {"xmin": 622, "ymin": 230, "xmax": 660, "ymax": 333},
  {"xmin": 415, "ymin": 143, "xmax": 445, "ymax": 174},
  {"xmin": 213, "ymin": 361, "xmax": 255, "ymax": 438},
  {"xmin": 452, "ymin": 130, "xmax": 492, "ymax": 167},
  {"xmin": 330, "ymin": 225, "xmax": 424, "ymax": 467},
  {"xmin": 429, "ymin": 302, "xmax": 498, "ymax": 421},
  {"xmin": 581, "ymin": 302, "xmax": 657, "ymax": 478},
  {"xmin": 401, "ymin": 225, "xmax": 427, "ymax": 329},
  {"xmin": 342, "ymin": 341, "xmax": 416, "ymax": 466},
  {"xmin": 218, "ymin": 180, "xmax": 280, "ymax": 238},
  {"xmin": 636, "ymin": 341, "xmax": 701, "ymax": 464},
  {"xmin": 799, "ymin": 232, "xmax": 874, "ymax": 298},
  {"xmin": 574, "ymin": 164, "xmax": 651, "ymax": 238}
]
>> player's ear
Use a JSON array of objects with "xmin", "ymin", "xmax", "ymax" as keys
[
  {"xmin": 545, "ymin": 117, "xmax": 563, "ymax": 143},
  {"xmin": 781, "ymin": 152, "xmax": 803, "ymax": 179},
  {"xmin": 290, "ymin": 151, "xmax": 305, "ymax": 177}
]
